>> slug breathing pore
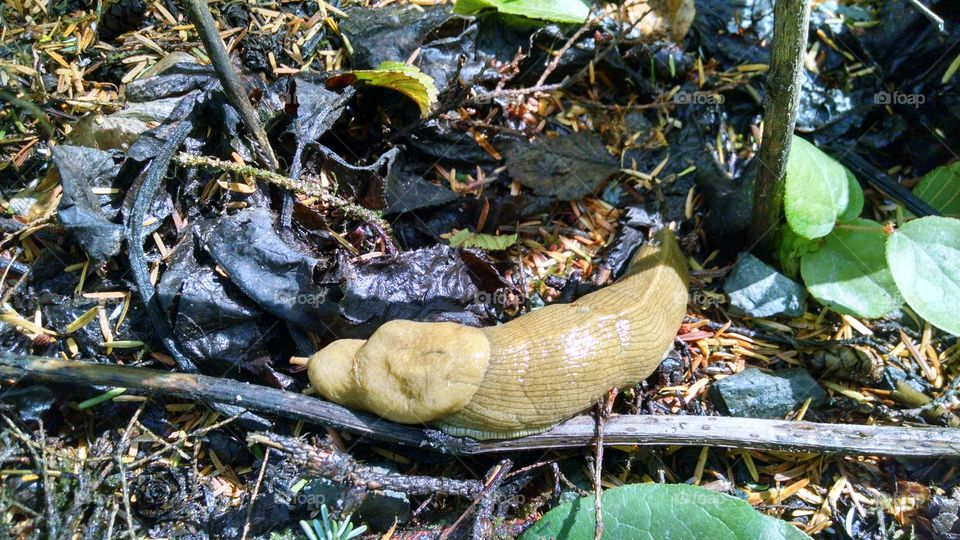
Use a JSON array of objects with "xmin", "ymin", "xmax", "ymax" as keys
[{"xmin": 308, "ymin": 229, "xmax": 689, "ymax": 440}]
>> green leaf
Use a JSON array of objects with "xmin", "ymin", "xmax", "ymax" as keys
[
  {"xmin": 332, "ymin": 62, "xmax": 438, "ymax": 118},
  {"xmin": 838, "ymin": 168, "xmax": 864, "ymax": 222},
  {"xmin": 784, "ymin": 136, "xmax": 857, "ymax": 239},
  {"xmin": 912, "ymin": 162, "xmax": 960, "ymax": 218},
  {"xmin": 521, "ymin": 484, "xmax": 811, "ymax": 540},
  {"xmin": 453, "ymin": 0, "xmax": 590, "ymax": 24},
  {"xmin": 777, "ymin": 225, "xmax": 820, "ymax": 279},
  {"xmin": 800, "ymin": 218, "xmax": 902, "ymax": 318},
  {"xmin": 446, "ymin": 229, "xmax": 518, "ymax": 251},
  {"xmin": 886, "ymin": 216, "xmax": 960, "ymax": 336}
]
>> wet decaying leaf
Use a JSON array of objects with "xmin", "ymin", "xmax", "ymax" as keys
[
  {"xmin": 156, "ymin": 226, "xmax": 277, "ymax": 373},
  {"xmin": 124, "ymin": 62, "xmax": 217, "ymax": 103},
  {"xmin": 339, "ymin": 6, "xmax": 458, "ymax": 71},
  {"xmin": 336, "ymin": 244, "xmax": 493, "ymax": 329},
  {"xmin": 599, "ymin": 206, "xmax": 664, "ymax": 277},
  {"xmin": 0, "ymin": 387, "xmax": 56, "ymax": 423},
  {"xmin": 301, "ymin": 146, "xmax": 397, "ymax": 211},
  {"xmin": 276, "ymin": 76, "xmax": 354, "ymax": 178},
  {"xmin": 68, "ymin": 96, "xmax": 183, "ymax": 151},
  {"xmin": 52, "ymin": 146, "xmax": 126, "ymax": 263},
  {"xmin": 194, "ymin": 206, "xmax": 498, "ymax": 345},
  {"xmin": 201, "ymin": 207, "xmax": 341, "ymax": 337},
  {"xmin": 6, "ymin": 0, "xmax": 960, "ymax": 537},
  {"xmin": 690, "ymin": 0, "xmax": 773, "ymax": 66},
  {"xmin": 384, "ymin": 156, "xmax": 460, "ymax": 214},
  {"xmin": 505, "ymin": 132, "xmax": 619, "ymax": 200},
  {"xmin": 339, "ymin": 5, "xmax": 496, "ymax": 94}
]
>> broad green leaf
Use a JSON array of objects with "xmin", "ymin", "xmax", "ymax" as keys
[
  {"xmin": 784, "ymin": 136, "xmax": 856, "ymax": 239},
  {"xmin": 446, "ymin": 229, "xmax": 518, "ymax": 251},
  {"xmin": 328, "ymin": 62, "xmax": 437, "ymax": 118},
  {"xmin": 838, "ymin": 169, "xmax": 864, "ymax": 222},
  {"xmin": 800, "ymin": 218, "xmax": 902, "ymax": 318},
  {"xmin": 886, "ymin": 216, "xmax": 960, "ymax": 336},
  {"xmin": 912, "ymin": 162, "xmax": 960, "ymax": 217},
  {"xmin": 777, "ymin": 225, "xmax": 820, "ymax": 279},
  {"xmin": 453, "ymin": 0, "xmax": 590, "ymax": 24},
  {"xmin": 521, "ymin": 484, "xmax": 811, "ymax": 540}
]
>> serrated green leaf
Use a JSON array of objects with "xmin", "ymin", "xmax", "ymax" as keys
[
  {"xmin": 521, "ymin": 484, "xmax": 811, "ymax": 540},
  {"xmin": 338, "ymin": 62, "xmax": 438, "ymax": 118},
  {"xmin": 785, "ymin": 136, "xmax": 857, "ymax": 239},
  {"xmin": 800, "ymin": 218, "xmax": 902, "ymax": 318},
  {"xmin": 446, "ymin": 229, "xmax": 518, "ymax": 251},
  {"xmin": 912, "ymin": 162, "xmax": 960, "ymax": 218},
  {"xmin": 453, "ymin": 0, "xmax": 590, "ymax": 24},
  {"xmin": 886, "ymin": 216, "xmax": 960, "ymax": 336}
]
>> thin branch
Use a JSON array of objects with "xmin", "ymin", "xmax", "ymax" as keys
[
  {"xmin": 2, "ymin": 414, "xmax": 58, "ymax": 538},
  {"xmin": 250, "ymin": 432, "xmax": 483, "ymax": 497},
  {"xmin": 534, "ymin": 6, "xmax": 609, "ymax": 88},
  {"xmin": 116, "ymin": 405, "xmax": 145, "ymax": 540},
  {"xmin": 593, "ymin": 391, "xmax": 616, "ymax": 540},
  {"xmin": 180, "ymin": 0, "xmax": 279, "ymax": 170},
  {"xmin": 3, "ymin": 352, "xmax": 960, "ymax": 457},
  {"xmin": 240, "ymin": 448, "xmax": 270, "ymax": 540},
  {"xmin": 175, "ymin": 152, "xmax": 391, "ymax": 231},
  {"xmin": 467, "ymin": 3, "xmax": 651, "ymax": 107},
  {"xmin": 907, "ymin": 0, "xmax": 945, "ymax": 34}
]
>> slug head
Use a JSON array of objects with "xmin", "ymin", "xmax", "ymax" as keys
[{"xmin": 308, "ymin": 320, "xmax": 491, "ymax": 424}]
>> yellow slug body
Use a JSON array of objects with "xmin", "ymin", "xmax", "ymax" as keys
[{"xmin": 308, "ymin": 229, "xmax": 688, "ymax": 440}]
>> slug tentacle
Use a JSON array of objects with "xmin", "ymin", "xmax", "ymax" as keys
[{"xmin": 308, "ymin": 229, "xmax": 689, "ymax": 440}]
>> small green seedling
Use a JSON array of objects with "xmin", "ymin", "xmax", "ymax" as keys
[
  {"xmin": 777, "ymin": 136, "xmax": 960, "ymax": 336},
  {"xmin": 299, "ymin": 504, "xmax": 367, "ymax": 540}
]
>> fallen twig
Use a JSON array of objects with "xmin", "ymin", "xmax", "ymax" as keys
[
  {"xmin": 116, "ymin": 404, "xmax": 145, "ymax": 540},
  {"xmin": 2, "ymin": 414, "xmax": 58, "ymax": 538},
  {"xmin": 180, "ymin": 0, "xmax": 279, "ymax": 170},
  {"xmin": 3, "ymin": 353, "xmax": 960, "ymax": 456},
  {"xmin": 593, "ymin": 391, "xmax": 616, "ymax": 540},
  {"xmin": 249, "ymin": 433, "xmax": 482, "ymax": 497},
  {"xmin": 241, "ymin": 447, "xmax": 271, "ymax": 540},
  {"xmin": 175, "ymin": 152, "xmax": 391, "ymax": 232},
  {"xmin": 470, "ymin": 460, "xmax": 514, "ymax": 539}
]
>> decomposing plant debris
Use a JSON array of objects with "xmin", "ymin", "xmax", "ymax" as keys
[{"xmin": 2, "ymin": 0, "xmax": 960, "ymax": 538}]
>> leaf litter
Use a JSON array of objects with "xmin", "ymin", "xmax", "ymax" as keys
[{"xmin": 1, "ymin": 0, "xmax": 960, "ymax": 538}]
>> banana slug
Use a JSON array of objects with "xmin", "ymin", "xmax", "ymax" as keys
[{"xmin": 307, "ymin": 229, "xmax": 688, "ymax": 440}]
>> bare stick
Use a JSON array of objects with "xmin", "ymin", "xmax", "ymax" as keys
[
  {"xmin": 175, "ymin": 152, "xmax": 391, "ymax": 231},
  {"xmin": 250, "ymin": 432, "xmax": 483, "ymax": 497},
  {"xmin": 116, "ymin": 405, "xmax": 145, "ymax": 540},
  {"xmin": 3, "ymin": 353, "xmax": 960, "ymax": 457},
  {"xmin": 747, "ymin": 0, "xmax": 811, "ymax": 256},
  {"xmin": 240, "ymin": 448, "xmax": 270, "ymax": 540},
  {"xmin": 180, "ymin": 0, "xmax": 279, "ymax": 170}
]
